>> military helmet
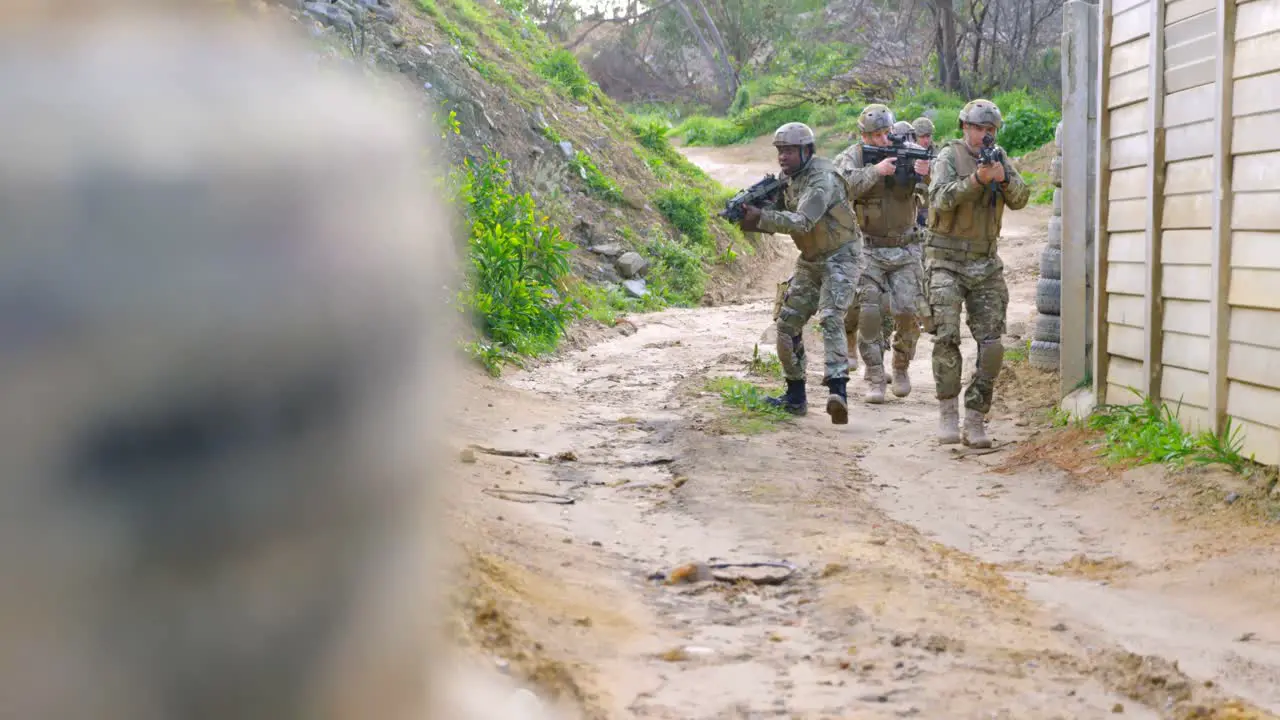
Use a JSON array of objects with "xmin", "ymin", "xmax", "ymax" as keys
[
  {"xmin": 958, "ymin": 99, "xmax": 1003, "ymax": 129},
  {"xmin": 772, "ymin": 121, "xmax": 816, "ymax": 147},
  {"xmin": 857, "ymin": 104, "xmax": 895, "ymax": 133},
  {"xmin": 912, "ymin": 117, "xmax": 935, "ymax": 136},
  {"xmin": 892, "ymin": 120, "xmax": 914, "ymax": 136}
]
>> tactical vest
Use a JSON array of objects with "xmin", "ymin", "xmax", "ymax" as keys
[
  {"xmin": 782, "ymin": 157, "xmax": 857, "ymax": 259},
  {"xmin": 848, "ymin": 144, "xmax": 918, "ymax": 244},
  {"xmin": 926, "ymin": 139, "xmax": 1004, "ymax": 261}
]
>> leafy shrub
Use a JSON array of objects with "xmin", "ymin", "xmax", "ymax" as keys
[
  {"xmin": 641, "ymin": 232, "xmax": 708, "ymax": 306},
  {"xmin": 675, "ymin": 115, "xmax": 747, "ymax": 146},
  {"xmin": 654, "ymin": 188, "xmax": 710, "ymax": 247},
  {"xmin": 536, "ymin": 48, "xmax": 594, "ymax": 101},
  {"xmin": 572, "ymin": 150, "xmax": 623, "ymax": 203},
  {"xmin": 455, "ymin": 150, "xmax": 577, "ymax": 372}
]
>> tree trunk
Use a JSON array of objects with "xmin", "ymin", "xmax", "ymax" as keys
[
  {"xmin": 931, "ymin": 0, "xmax": 962, "ymax": 92},
  {"xmin": 689, "ymin": 0, "xmax": 738, "ymax": 97},
  {"xmin": 672, "ymin": 0, "xmax": 735, "ymax": 107}
]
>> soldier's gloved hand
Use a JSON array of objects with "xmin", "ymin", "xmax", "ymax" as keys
[
  {"xmin": 913, "ymin": 159, "xmax": 930, "ymax": 176},
  {"xmin": 874, "ymin": 157, "xmax": 897, "ymax": 176},
  {"xmin": 740, "ymin": 204, "xmax": 762, "ymax": 231},
  {"xmin": 975, "ymin": 162, "xmax": 999, "ymax": 185}
]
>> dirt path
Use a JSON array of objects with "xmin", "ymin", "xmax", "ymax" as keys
[{"xmin": 446, "ymin": 141, "xmax": 1280, "ymax": 719}]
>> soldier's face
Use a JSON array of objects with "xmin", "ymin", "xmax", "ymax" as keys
[
  {"xmin": 862, "ymin": 130, "xmax": 890, "ymax": 148},
  {"xmin": 777, "ymin": 145, "xmax": 805, "ymax": 174},
  {"xmin": 963, "ymin": 123, "xmax": 996, "ymax": 148},
  {"xmin": 918, "ymin": 134, "xmax": 932, "ymax": 148}
]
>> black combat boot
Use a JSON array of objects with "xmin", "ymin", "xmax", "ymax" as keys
[
  {"xmin": 826, "ymin": 377, "xmax": 849, "ymax": 425},
  {"xmin": 766, "ymin": 379, "xmax": 807, "ymax": 416}
]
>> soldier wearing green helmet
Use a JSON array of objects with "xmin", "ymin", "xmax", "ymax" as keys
[
  {"xmin": 832, "ymin": 103, "xmax": 932, "ymax": 403},
  {"xmin": 911, "ymin": 117, "xmax": 936, "ymax": 227},
  {"xmin": 926, "ymin": 98, "xmax": 1030, "ymax": 447},
  {"xmin": 739, "ymin": 121, "xmax": 860, "ymax": 424}
]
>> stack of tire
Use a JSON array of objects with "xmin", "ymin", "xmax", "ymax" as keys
[{"xmin": 1030, "ymin": 122, "xmax": 1063, "ymax": 371}]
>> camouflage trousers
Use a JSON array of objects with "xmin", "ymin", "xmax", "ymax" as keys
[
  {"xmin": 928, "ymin": 259, "xmax": 1009, "ymax": 414},
  {"xmin": 776, "ymin": 242, "xmax": 858, "ymax": 382},
  {"xmin": 844, "ymin": 242, "xmax": 926, "ymax": 371}
]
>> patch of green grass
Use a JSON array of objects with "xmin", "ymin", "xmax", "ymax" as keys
[
  {"xmin": 1087, "ymin": 389, "xmax": 1256, "ymax": 473},
  {"xmin": 705, "ymin": 376, "xmax": 791, "ymax": 433},
  {"xmin": 536, "ymin": 48, "xmax": 595, "ymax": 102},
  {"xmin": 571, "ymin": 151, "xmax": 624, "ymax": 203},
  {"xmin": 1004, "ymin": 340, "xmax": 1029, "ymax": 364},
  {"xmin": 1032, "ymin": 184, "xmax": 1055, "ymax": 205},
  {"xmin": 747, "ymin": 343, "xmax": 783, "ymax": 379},
  {"xmin": 653, "ymin": 188, "xmax": 711, "ymax": 248},
  {"xmin": 640, "ymin": 230, "xmax": 709, "ymax": 307}
]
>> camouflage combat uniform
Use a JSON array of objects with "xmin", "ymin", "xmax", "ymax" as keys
[
  {"xmin": 833, "ymin": 107, "xmax": 930, "ymax": 403},
  {"xmin": 926, "ymin": 106, "xmax": 1029, "ymax": 446},
  {"xmin": 761, "ymin": 156, "xmax": 860, "ymax": 389}
]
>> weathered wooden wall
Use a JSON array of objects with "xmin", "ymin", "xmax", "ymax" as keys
[{"xmin": 1095, "ymin": 0, "xmax": 1280, "ymax": 464}]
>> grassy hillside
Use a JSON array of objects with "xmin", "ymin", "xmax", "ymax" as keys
[{"xmin": 292, "ymin": 0, "xmax": 760, "ymax": 375}]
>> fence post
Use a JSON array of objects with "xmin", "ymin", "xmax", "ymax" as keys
[
  {"xmin": 1060, "ymin": 1, "xmax": 1098, "ymax": 397},
  {"xmin": 1143, "ymin": 0, "xmax": 1167, "ymax": 402},
  {"xmin": 1208, "ymin": 0, "xmax": 1236, "ymax": 435},
  {"xmin": 1093, "ymin": 0, "xmax": 1113, "ymax": 404}
]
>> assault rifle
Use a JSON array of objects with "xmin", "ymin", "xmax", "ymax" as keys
[
  {"xmin": 719, "ymin": 173, "xmax": 784, "ymax": 222},
  {"xmin": 861, "ymin": 133, "xmax": 934, "ymax": 188},
  {"xmin": 978, "ymin": 133, "xmax": 1002, "ymax": 207}
]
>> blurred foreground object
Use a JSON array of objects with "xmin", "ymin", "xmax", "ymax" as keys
[{"xmin": 0, "ymin": 4, "xmax": 552, "ymax": 719}]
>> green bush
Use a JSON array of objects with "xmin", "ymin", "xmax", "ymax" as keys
[
  {"xmin": 641, "ymin": 232, "xmax": 708, "ymax": 306},
  {"xmin": 571, "ymin": 150, "xmax": 624, "ymax": 203},
  {"xmin": 654, "ymin": 188, "xmax": 711, "ymax": 247},
  {"xmin": 455, "ymin": 150, "xmax": 577, "ymax": 373},
  {"xmin": 675, "ymin": 115, "xmax": 747, "ymax": 146},
  {"xmin": 536, "ymin": 48, "xmax": 594, "ymax": 101}
]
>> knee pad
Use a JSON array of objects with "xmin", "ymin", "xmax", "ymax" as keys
[
  {"xmin": 858, "ymin": 304, "xmax": 883, "ymax": 341},
  {"xmin": 977, "ymin": 339, "xmax": 1004, "ymax": 378}
]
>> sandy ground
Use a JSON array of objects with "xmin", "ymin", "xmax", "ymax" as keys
[{"xmin": 442, "ymin": 139, "xmax": 1280, "ymax": 719}]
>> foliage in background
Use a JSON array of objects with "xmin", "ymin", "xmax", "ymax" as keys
[{"xmin": 666, "ymin": 83, "xmax": 1060, "ymax": 158}]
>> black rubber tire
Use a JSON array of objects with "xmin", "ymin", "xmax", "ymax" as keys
[
  {"xmin": 1050, "ymin": 156, "xmax": 1062, "ymax": 187},
  {"xmin": 1053, "ymin": 188, "xmax": 1062, "ymax": 216},
  {"xmin": 1036, "ymin": 278, "xmax": 1061, "ymax": 315},
  {"xmin": 1047, "ymin": 216, "xmax": 1062, "ymax": 249},
  {"xmin": 1029, "ymin": 340, "xmax": 1060, "ymax": 371},
  {"xmin": 1054, "ymin": 122, "xmax": 1062, "ymax": 150},
  {"xmin": 1040, "ymin": 246, "xmax": 1062, "ymax": 280},
  {"xmin": 1034, "ymin": 313, "xmax": 1061, "ymax": 343}
]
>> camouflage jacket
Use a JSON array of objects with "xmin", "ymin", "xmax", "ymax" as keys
[
  {"xmin": 926, "ymin": 139, "xmax": 1029, "ymax": 274},
  {"xmin": 757, "ymin": 156, "xmax": 858, "ymax": 261},
  {"xmin": 832, "ymin": 142, "xmax": 928, "ymax": 245}
]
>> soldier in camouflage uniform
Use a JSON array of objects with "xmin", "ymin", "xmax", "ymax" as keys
[
  {"xmin": 892, "ymin": 120, "xmax": 916, "ymax": 142},
  {"xmin": 926, "ymin": 99, "xmax": 1030, "ymax": 447},
  {"xmin": 833, "ymin": 104, "xmax": 932, "ymax": 403},
  {"xmin": 911, "ymin": 117, "xmax": 936, "ymax": 229},
  {"xmin": 739, "ymin": 122, "xmax": 859, "ymax": 424}
]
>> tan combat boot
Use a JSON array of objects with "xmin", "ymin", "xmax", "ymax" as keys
[
  {"xmin": 891, "ymin": 354, "xmax": 911, "ymax": 398},
  {"xmin": 963, "ymin": 408, "xmax": 991, "ymax": 448},
  {"xmin": 937, "ymin": 397, "xmax": 961, "ymax": 444},
  {"xmin": 864, "ymin": 365, "xmax": 886, "ymax": 404}
]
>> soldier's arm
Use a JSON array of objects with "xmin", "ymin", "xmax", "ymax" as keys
[
  {"xmin": 928, "ymin": 147, "xmax": 984, "ymax": 211},
  {"xmin": 833, "ymin": 145, "xmax": 881, "ymax": 199},
  {"xmin": 998, "ymin": 153, "xmax": 1031, "ymax": 210},
  {"xmin": 757, "ymin": 172, "xmax": 836, "ymax": 235}
]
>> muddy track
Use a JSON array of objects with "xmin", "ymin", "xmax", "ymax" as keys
[{"xmin": 446, "ymin": 140, "xmax": 1280, "ymax": 719}]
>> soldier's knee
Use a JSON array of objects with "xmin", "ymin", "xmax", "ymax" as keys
[{"xmin": 977, "ymin": 339, "xmax": 1004, "ymax": 378}]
